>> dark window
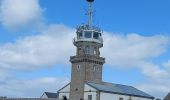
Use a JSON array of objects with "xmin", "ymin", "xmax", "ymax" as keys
[
  {"xmin": 88, "ymin": 95, "xmax": 92, "ymax": 100},
  {"xmin": 77, "ymin": 65, "xmax": 81, "ymax": 70},
  {"xmin": 119, "ymin": 98, "xmax": 123, "ymax": 100},
  {"xmin": 93, "ymin": 32, "xmax": 99, "ymax": 39},
  {"xmin": 79, "ymin": 32, "xmax": 83, "ymax": 38},
  {"xmin": 62, "ymin": 96, "xmax": 67, "ymax": 100},
  {"xmin": 78, "ymin": 46, "xmax": 82, "ymax": 50},
  {"xmin": 85, "ymin": 31, "xmax": 92, "ymax": 38},
  {"xmin": 75, "ymin": 88, "xmax": 78, "ymax": 91}
]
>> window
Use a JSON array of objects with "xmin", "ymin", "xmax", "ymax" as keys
[
  {"xmin": 88, "ymin": 95, "xmax": 92, "ymax": 100},
  {"xmin": 85, "ymin": 31, "xmax": 92, "ymax": 38},
  {"xmin": 78, "ymin": 46, "xmax": 82, "ymax": 50},
  {"xmin": 93, "ymin": 32, "xmax": 99, "ymax": 39},
  {"xmin": 128, "ymin": 96, "xmax": 132, "ymax": 100},
  {"xmin": 94, "ymin": 47, "xmax": 97, "ymax": 55},
  {"xmin": 78, "ymin": 32, "xmax": 83, "ymax": 38},
  {"xmin": 119, "ymin": 98, "xmax": 123, "ymax": 100},
  {"xmin": 85, "ymin": 46, "xmax": 90, "ymax": 54},
  {"xmin": 75, "ymin": 88, "xmax": 78, "ymax": 91},
  {"xmin": 62, "ymin": 96, "xmax": 67, "ymax": 100},
  {"xmin": 77, "ymin": 65, "xmax": 81, "ymax": 70}
]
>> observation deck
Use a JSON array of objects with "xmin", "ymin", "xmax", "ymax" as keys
[{"xmin": 73, "ymin": 25, "xmax": 103, "ymax": 45}]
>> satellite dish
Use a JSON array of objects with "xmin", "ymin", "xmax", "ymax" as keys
[{"xmin": 86, "ymin": 0, "xmax": 94, "ymax": 2}]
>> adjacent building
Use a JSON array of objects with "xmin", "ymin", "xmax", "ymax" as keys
[
  {"xmin": 58, "ymin": 82, "xmax": 154, "ymax": 100},
  {"xmin": 41, "ymin": 92, "xmax": 58, "ymax": 99}
]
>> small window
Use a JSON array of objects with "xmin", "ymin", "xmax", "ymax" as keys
[
  {"xmin": 85, "ymin": 31, "xmax": 92, "ymax": 38},
  {"xmin": 77, "ymin": 65, "xmax": 81, "ymax": 70},
  {"xmin": 88, "ymin": 95, "xmax": 92, "ymax": 100},
  {"xmin": 75, "ymin": 88, "xmax": 78, "ymax": 91},
  {"xmin": 119, "ymin": 98, "xmax": 123, "ymax": 100},
  {"xmin": 62, "ymin": 96, "xmax": 67, "ymax": 100},
  {"xmin": 78, "ymin": 46, "xmax": 82, "ymax": 50},
  {"xmin": 93, "ymin": 32, "xmax": 99, "ymax": 39},
  {"xmin": 85, "ymin": 46, "xmax": 90, "ymax": 54},
  {"xmin": 78, "ymin": 32, "xmax": 83, "ymax": 38}
]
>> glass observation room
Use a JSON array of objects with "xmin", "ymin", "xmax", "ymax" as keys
[
  {"xmin": 77, "ymin": 30, "xmax": 102, "ymax": 39},
  {"xmin": 74, "ymin": 25, "xmax": 103, "ymax": 45}
]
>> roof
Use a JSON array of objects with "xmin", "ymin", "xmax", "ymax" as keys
[
  {"xmin": 44, "ymin": 92, "xmax": 58, "ymax": 98},
  {"xmin": 164, "ymin": 92, "xmax": 170, "ymax": 100},
  {"xmin": 58, "ymin": 82, "xmax": 70, "ymax": 92},
  {"xmin": 86, "ymin": 82, "xmax": 154, "ymax": 99}
]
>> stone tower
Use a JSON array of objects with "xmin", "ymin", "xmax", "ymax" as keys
[{"xmin": 69, "ymin": 0, "xmax": 105, "ymax": 100}]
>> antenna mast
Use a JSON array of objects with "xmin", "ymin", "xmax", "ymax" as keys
[{"xmin": 86, "ymin": 0, "xmax": 94, "ymax": 29}]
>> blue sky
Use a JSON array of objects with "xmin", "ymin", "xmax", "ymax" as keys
[
  {"xmin": 0, "ymin": 0, "xmax": 170, "ymax": 99},
  {"xmin": 40, "ymin": 0, "xmax": 170, "ymax": 34}
]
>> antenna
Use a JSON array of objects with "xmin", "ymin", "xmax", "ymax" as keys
[{"xmin": 86, "ymin": 0, "xmax": 94, "ymax": 29}]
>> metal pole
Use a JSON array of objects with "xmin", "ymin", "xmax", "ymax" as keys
[{"xmin": 88, "ymin": 2, "xmax": 93, "ymax": 29}]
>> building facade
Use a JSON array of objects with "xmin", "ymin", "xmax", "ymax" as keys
[{"xmin": 58, "ymin": 82, "xmax": 154, "ymax": 100}]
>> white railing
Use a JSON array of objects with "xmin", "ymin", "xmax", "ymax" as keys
[{"xmin": 73, "ymin": 37, "xmax": 103, "ymax": 44}]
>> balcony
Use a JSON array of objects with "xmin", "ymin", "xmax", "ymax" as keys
[{"xmin": 73, "ymin": 37, "xmax": 103, "ymax": 44}]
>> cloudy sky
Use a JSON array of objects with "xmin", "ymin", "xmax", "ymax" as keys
[{"xmin": 0, "ymin": 0, "xmax": 170, "ymax": 98}]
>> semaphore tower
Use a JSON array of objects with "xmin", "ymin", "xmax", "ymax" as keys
[{"xmin": 69, "ymin": 0, "xmax": 105, "ymax": 100}]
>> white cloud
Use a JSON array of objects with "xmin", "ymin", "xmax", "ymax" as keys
[
  {"xmin": 136, "ymin": 83, "xmax": 170, "ymax": 99},
  {"xmin": 101, "ymin": 33, "xmax": 170, "ymax": 98},
  {"xmin": 163, "ymin": 60, "xmax": 170, "ymax": 70},
  {"xmin": 0, "ymin": 69, "xmax": 13, "ymax": 81},
  {"xmin": 0, "ymin": 77, "xmax": 69, "ymax": 97},
  {"xmin": 102, "ymin": 33, "xmax": 169, "ymax": 67},
  {"xmin": 0, "ymin": 0, "xmax": 43, "ymax": 30},
  {"xmin": 138, "ymin": 62, "xmax": 170, "ymax": 80},
  {"xmin": 0, "ymin": 24, "xmax": 169, "ymax": 98},
  {"xmin": 0, "ymin": 24, "xmax": 75, "ymax": 70}
]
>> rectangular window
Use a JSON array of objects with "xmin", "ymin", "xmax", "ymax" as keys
[
  {"xmin": 93, "ymin": 32, "xmax": 99, "ymax": 39},
  {"xmin": 85, "ymin": 46, "xmax": 90, "ymax": 54},
  {"xmin": 78, "ymin": 32, "xmax": 83, "ymax": 38},
  {"xmin": 119, "ymin": 98, "xmax": 123, "ymax": 100},
  {"xmin": 88, "ymin": 95, "xmax": 92, "ymax": 100},
  {"xmin": 85, "ymin": 31, "xmax": 92, "ymax": 38}
]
